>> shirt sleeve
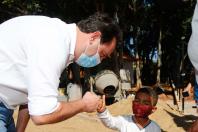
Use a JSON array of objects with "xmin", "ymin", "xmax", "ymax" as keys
[
  {"xmin": 97, "ymin": 109, "xmax": 124, "ymax": 131},
  {"xmin": 26, "ymin": 26, "xmax": 68, "ymax": 115}
]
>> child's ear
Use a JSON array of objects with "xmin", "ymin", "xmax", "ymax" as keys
[{"xmin": 152, "ymin": 106, "xmax": 157, "ymax": 113}]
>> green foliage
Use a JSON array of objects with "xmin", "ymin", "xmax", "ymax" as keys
[
  {"xmin": 0, "ymin": 0, "xmax": 43, "ymax": 22},
  {"xmin": 2, "ymin": 0, "xmax": 14, "ymax": 7}
]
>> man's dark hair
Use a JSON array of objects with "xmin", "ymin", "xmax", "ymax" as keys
[
  {"xmin": 135, "ymin": 87, "xmax": 158, "ymax": 106},
  {"xmin": 77, "ymin": 12, "xmax": 122, "ymax": 44}
]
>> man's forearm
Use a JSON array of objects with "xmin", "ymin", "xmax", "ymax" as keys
[
  {"xmin": 31, "ymin": 100, "xmax": 85, "ymax": 125},
  {"xmin": 16, "ymin": 104, "xmax": 30, "ymax": 132},
  {"xmin": 31, "ymin": 91, "xmax": 99, "ymax": 125}
]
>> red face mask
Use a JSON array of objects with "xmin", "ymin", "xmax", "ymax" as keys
[{"xmin": 132, "ymin": 101, "xmax": 153, "ymax": 118}]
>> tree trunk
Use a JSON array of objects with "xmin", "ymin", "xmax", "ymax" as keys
[
  {"xmin": 156, "ymin": 29, "xmax": 162, "ymax": 85},
  {"xmin": 135, "ymin": 51, "xmax": 142, "ymax": 89}
]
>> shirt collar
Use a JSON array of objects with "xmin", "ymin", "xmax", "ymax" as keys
[
  {"xmin": 68, "ymin": 23, "xmax": 76, "ymax": 55},
  {"xmin": 66, "ymin": 23, "xmax": 76, "ymax": 66}
]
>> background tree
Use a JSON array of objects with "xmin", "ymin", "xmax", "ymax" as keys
[{"xmin": 0, "ymin": 0, "xmax": 196, "ymax": 88}]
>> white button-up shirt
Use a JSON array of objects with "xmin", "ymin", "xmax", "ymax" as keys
[{"xmin": 0, "ymin": 16, "xmax": 76, "ymax": 115}]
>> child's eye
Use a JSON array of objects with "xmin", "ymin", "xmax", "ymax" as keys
[
  {"xmin": 134, "ymin": 99, "xmax": 140, "ymax": 102},
  {"xmin": 142, "ymin": 101, "xmax": 151, "ymax": 105}
]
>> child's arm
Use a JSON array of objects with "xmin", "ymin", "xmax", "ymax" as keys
[{"xmin": 97, "ymin": 95, "xmax": 123, "ymax": 131}]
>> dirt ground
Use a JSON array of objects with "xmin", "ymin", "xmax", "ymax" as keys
[{"xmin": 13, "ymin": 89, "xmax": 198, "ymax": 132}]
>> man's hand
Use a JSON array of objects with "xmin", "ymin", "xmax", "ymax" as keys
[
  {"xmin": 97, "ymin": 95, "xmax": 106, "ymax": 113},
  {"xmin": 82, "ymin": 92, "xmax": 100, "ymax": 112}
]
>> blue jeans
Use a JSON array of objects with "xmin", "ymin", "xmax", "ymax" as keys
[
  {"xmin": 194, "ymin": 81, "xmax": 198, "ymax": 102},
  {"xmin": 0, "ymin": 102, "xmax": 16, "ymax": 132}
]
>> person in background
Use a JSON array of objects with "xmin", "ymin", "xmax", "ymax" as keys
[
  {"xmin": 97, "ymin": 87, "xmax": 161, "ymax": 132},
  {"xmin": 183, "ymin": 69, "xmax": 198, "ymax": 110},
  {"xmin": 187, "ymin": 1, "xmax": 198, "ymax": 131},
  {"xmin": 0, "ymin": 12, "xmax": 121, "ymax": 132},
  {"xmin": 194, "ymin": 80, "xmax": 198, "ymax": 109},
  {"xmin": 188, "ymin": 120, "xmax": 198, "ymax": 132}
]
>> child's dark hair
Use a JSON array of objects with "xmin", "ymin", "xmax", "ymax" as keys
[{"xmin": 136, "ymin": 87, "xmax": 158, "ymax": 106}]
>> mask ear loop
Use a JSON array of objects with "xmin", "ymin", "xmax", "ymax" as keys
[
  {"xmin": 96, "ymin": 38, "xmax": 101, "ymax": 53},
  {"xmin": 83, "ymin": 42, "xmax": 90, "ymax": 54},
  {"xmin": 84, "ymin": 38, "xmax": 101, "ymax": 55},
  {"xmin": 95, "ymin": 38, "xmax": 101, "ymax": 63}
]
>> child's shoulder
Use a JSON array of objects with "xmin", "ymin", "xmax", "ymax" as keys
[
  {"xmin": 149, "ymin": 120, "xmax": 161, "ymax": 131},
  {"xmin": 150, "ymin": 120, "xmax": 160, "ymax": 126}
]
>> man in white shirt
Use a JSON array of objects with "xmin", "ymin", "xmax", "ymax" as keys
[{"xmin": 0, "ymin": 13, "xmax": 121, "ymax": 132}]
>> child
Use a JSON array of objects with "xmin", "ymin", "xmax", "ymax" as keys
[{"xmin": 97, "ymin": 87, "xmax": 161, "ymax": 132}]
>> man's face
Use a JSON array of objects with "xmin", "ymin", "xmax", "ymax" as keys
[
  {"xmin": 98, "ymin": 37, "xmax": 116, "ymax": 61},
  {"xmin": 75, "ymin": 37, "xmax": 116, "ymax": 68},
  {"xmin": 84, "ymin": 37, "xmax": 116, "ymax": 61}
]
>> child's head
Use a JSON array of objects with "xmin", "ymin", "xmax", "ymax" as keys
[{"xmin": 132, "ymin": 87, "xmax": 158, "ymax": 118}]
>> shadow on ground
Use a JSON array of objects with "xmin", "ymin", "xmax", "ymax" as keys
[{"xmin": 164, "ymin": 109, "xmax": 197, "ymax": 131}]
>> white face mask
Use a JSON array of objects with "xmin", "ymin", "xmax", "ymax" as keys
[{"xmin": 75, "ymin": 39, "xmax": 101, "ymax": 68}]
